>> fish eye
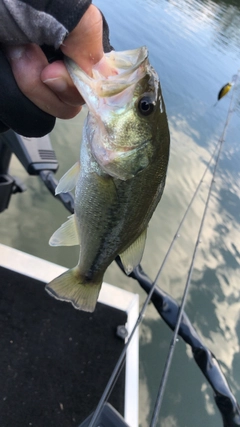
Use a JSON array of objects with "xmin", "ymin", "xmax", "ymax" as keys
[{"xmin": 138, "ymin": 96, "xmax": 155, "ymax": 116}]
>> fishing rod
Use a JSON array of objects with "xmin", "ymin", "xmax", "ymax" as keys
[
  {"xmin": 150, "ymin": 71, "xmax": 240, "ymax": 426},
  {"xmin": 87, "ymin": 152, "xmax": 214, "ymax": 425},
  {"xmin": 118, "ymin": 264, "xmax": 240, "ymax": 427},
  {"xmin": 87, "ymin": 71, "xmax": 240, "ymax": 426}
]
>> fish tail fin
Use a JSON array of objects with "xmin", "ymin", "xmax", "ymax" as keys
[{"xmin": 45, "ymin": 267, "xmax": 102, "ymax": 313}]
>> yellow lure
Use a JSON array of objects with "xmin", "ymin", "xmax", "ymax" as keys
[{"xmin": 217, "ymin": 83, "xmax": 232, "ymax": 100}]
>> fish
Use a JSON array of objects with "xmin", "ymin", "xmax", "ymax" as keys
[{"xmin": 45, "ymin": 46, "xmax": 170, "ymax": 312}]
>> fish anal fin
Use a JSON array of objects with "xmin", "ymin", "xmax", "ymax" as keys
[
  {"xmin": 49, "ymin": 214, "xmax": 79, "ymax": 247},
  {"xmin": 45, "ymin": 267, "xmax": 102, "ymax": 312},
  {"xmin": 55, "ymin": 161, "xmax": 80, "ymax": 195},
  {"xmin": 120, "ymin": 229, "xmax": 147, "ymax": 275}
]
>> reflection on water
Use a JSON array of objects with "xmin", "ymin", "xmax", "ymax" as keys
[
  {"xmin": 166, "ymin": 0, "xmax": 240, "ymax": 53},
  {"xmin": 1, "ymin": 0, "xmax": 240, "ymax": 426}
]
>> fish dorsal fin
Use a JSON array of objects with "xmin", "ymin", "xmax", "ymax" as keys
[
  {"xmin": 49, "ymin": 214, "xmax": 79, "ymax": 247},
  {"xmin": 55, "ymin": 162, "xmax": 80, "ymax": 195},
  {"xmin": 119, "ymin": 229, "xmax": 147, "ymax": 275}
]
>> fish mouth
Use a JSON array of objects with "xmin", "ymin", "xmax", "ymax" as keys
[
  {"xmin": 92, "ymin": 46, "xmax": 150, "ymax": 97},
  {"xmin": 65, "ymin": 46, "xmax": 151, "ymax": 103}
]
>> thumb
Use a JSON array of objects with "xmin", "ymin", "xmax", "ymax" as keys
[
  {"xmin": 60, "ymin": 5, "xmax": 104, "ymax": 76},
  {"xmin": 60, "ymin": 5, "xmax": 117, "ymax": 78}
]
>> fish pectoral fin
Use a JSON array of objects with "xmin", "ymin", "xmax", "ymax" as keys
[
  {"xmin": 49, "ymin": 214, "xmax": 79, "ymax": 246},
  {"xmin": 45, "ymin": 267, "xmax": 102, "ymax": 312},
  {"xmin": 55, "ymin": 161, "xmax": 80, "ymax": 195},
  {"xmin": 119, "ymin": 229, "xmax": 147, "ymax": 275}
]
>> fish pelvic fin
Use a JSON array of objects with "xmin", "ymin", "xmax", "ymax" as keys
[
  {"xmin": 45, "ymin": 267, "xmax": 102, "ymax": 313},
  {"xmin": 55, "ymin": 161, "xmax": 80, "ymax": 195},
  {"xmin": 119, "ymin": 228, "xmax": 147, "ymax": 275},
  {"xmin": 49, "ymin": 214, "xmax": 79, "ymax": 247}
]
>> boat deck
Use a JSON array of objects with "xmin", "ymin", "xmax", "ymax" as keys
[{"xmin": 0, "ymin": 245, "xmax": 139, "ymax": 427}]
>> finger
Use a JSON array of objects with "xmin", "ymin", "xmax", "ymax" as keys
[
  {"xmin": 0, "ymin": 49, "xmax": 55, "ymax": 137},
  {"xmin": 5, "ymin": 44, "xmax": 81, "ymax": 119},
  {"xmin": 61, "ymin": 5, "xmax": 104, "ymax": 75},
  {"xmin": 41, "ymin": 61, "xmax": 85, "ymax": 107},
  {"xmin": 61, "ymin": 5, "xmax": 117, "ymax": 78}
]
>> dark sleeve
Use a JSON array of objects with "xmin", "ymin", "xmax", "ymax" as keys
[
  {"xmin": 0, "ymin": 0, "xmax": 91, "ymax": 48},
  {"xmin": 0, "ymin": 0, "xmax": 112, "ymax": 51}
]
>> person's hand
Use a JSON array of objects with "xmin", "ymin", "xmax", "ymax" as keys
[
  {"xmin": 5, "ymin": 5, "xmax": 105, "ymax": 120},
  {"xmin": 0, "ymin": 5, "xmax": 114, "ymax": 137}
]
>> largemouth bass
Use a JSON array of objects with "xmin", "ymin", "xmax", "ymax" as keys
[{"xmin": 46, "ymin": 46, "xmax": 170, "ymax": 312}]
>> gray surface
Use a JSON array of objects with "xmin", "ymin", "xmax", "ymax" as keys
[{"xmin": 0, "ymin": 266, "xmax": 126, "ymax": 427}]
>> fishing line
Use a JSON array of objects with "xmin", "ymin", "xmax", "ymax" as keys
[
  {"xmin": 150, "ymin": 72, "xmax": 239, "ymax": 427},
  {"xmin": 89, "ymin": 73, "xmax": 239, "ymax": 426}
]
